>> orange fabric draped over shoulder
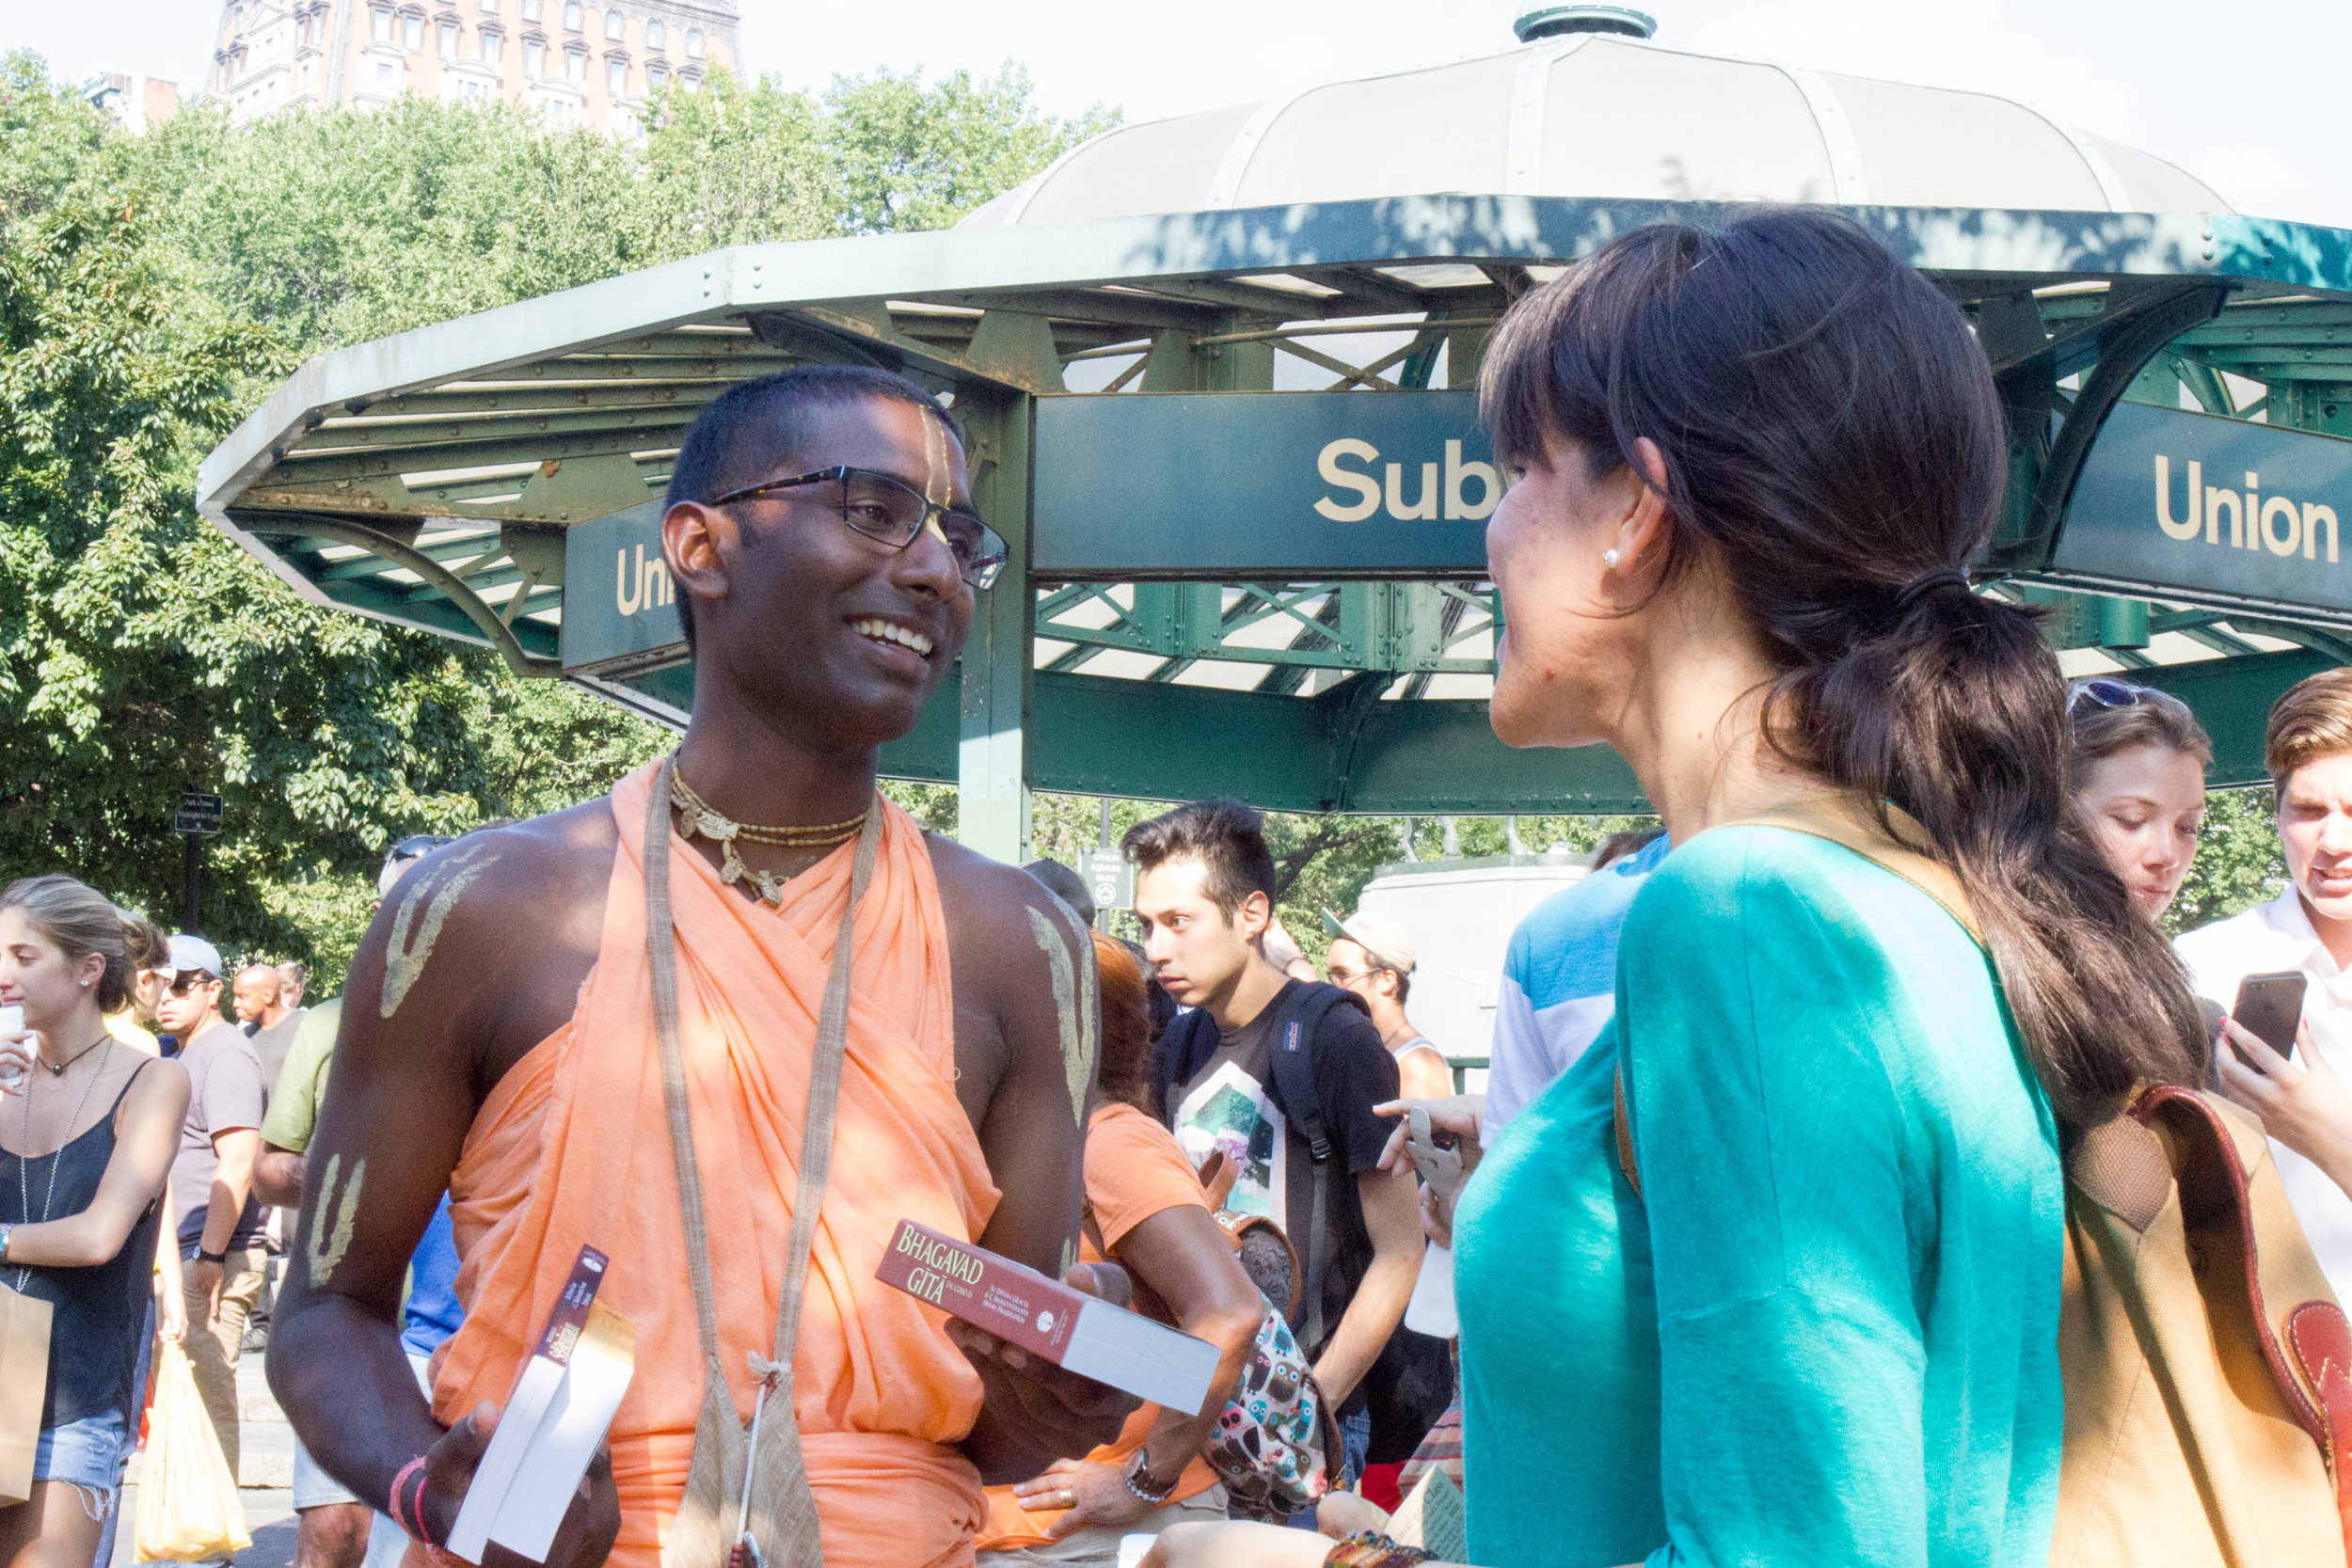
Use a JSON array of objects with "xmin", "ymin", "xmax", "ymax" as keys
[{"xmin": 435, "ymin": 762, "xmax": 1001, "ymax": 1568}]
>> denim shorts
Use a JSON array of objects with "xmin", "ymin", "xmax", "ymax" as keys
[
  {"xmin": 293, "ymin": 1435, "xmax": 361, "ymax": 1511},
  {"xmin": 35, "ymin": 1405, "xmax": 126, "ymax": 1516}
]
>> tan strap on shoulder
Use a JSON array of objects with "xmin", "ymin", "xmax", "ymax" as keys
[
  {"xmin": 647, "ymin": 752, "xmax": 881, "ymax": 1568},
  {"xmin": 1610, "ymin": 796, "xmax": 1977, "ymax": 1200},
  {"xmin": 1726, "ymin": 795, "xmax": 1980, "ymax": 947}
]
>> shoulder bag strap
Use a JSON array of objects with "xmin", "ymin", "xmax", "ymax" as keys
[{"xmin": 647, "ymin": 752, "xmax": 882, "ymax": 1568}]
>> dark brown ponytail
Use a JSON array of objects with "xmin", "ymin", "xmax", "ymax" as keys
[{"xmin": 1482, "ymin": 209, "xmax": 2206, "ymax": 1128}]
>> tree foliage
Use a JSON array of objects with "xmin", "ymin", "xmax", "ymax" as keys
[
  {"xmin": 2169, "ymin": 785, "xmax": 2287, "ymax": 937},
  {"xmin": 0, "ymin": 53, "xmax": 1111, "ymax": 992}
]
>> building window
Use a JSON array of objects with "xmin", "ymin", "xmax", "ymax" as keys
[
  {"xmin": 684, "ymin": 27, "xmax": 702, "ymax": 56},
  {"xmin": 478, "ymin": 0, "xmax": 497, "ymax": 9},
  {"xmin": 403, "ymin": 12, "xmax": 424, "ymax": 50},
  {"xmin": 479, "ymin": 26, "xmax": 501, "ymax": 61},
  {"xmin": 375, "ymin": 59, "xmax": 395, "ymax": 83},
  {"xmin": 437, "ymin": 20, "xmax": 458, "ymax": 55},
  {"xmin": 520, "ymin": 0, "xmax": 539, "ymax": 16},
  {"xmin": 647, "ymin": 61, "xmax": 666, "ymax": 88},
  {"xmin": 602, "ymin": 8, "xmax": 623, "ymax": 39},
  {"xmin": 644, "ymin": 18, "xmax": 661, "ymax": 49},
  {"xmin": 372, "ymin": 6, "xmax": 392, "ymax": 41},
  {"xmin": 606, "ymin": 56, "xmax": 625, "ymax": 94},
  {"xmin": 564, "ymin": 45, "xmax": 586, "ymax": 81},
  {"xmin": 523, "ymin": 36, "xmax": 543, "ymax": 73},
  {"xmin": 562, "ymin": 0, "xmax": 580, "ymax": 28}
]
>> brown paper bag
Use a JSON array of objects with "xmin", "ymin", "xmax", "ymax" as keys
[{"xmin": 0, "ymin": 1281, "xmax": 55, "ymax": 1508}]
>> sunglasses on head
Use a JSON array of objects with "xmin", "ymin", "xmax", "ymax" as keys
[{"xmin": 2067, "ymin": 677, "xmax": 2195, "ymax": 721}]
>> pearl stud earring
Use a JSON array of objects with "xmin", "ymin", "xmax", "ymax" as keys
[{"xmin": 1601, "ymin": 547, "xmax": 1621, "ymax": 569}]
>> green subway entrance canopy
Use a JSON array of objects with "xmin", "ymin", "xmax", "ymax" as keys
[{"xmin": 197, "ymin": 11, "xmax": 2352, "ymax": 862}]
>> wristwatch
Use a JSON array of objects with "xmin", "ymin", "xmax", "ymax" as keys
[
  {"xmin": 1122, "ymin": 1448, "xmax": 1181, "ymax": 1505},
  {"xmin": 197, "ymin": 1246, "xmax": 228, "ymax": 1265}
]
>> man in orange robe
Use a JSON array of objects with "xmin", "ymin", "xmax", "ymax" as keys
[{"xmin": 267, "ymin": 366, "xmax": 1128, "ymax": 1568}]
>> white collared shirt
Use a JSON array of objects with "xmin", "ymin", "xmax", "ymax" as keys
[{"xmin": 2175, "ymin": 885, "xmax": 2352, "ymax": 1302}]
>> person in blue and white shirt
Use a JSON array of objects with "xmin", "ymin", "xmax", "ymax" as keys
[{"xmin": 1481, "ymin": 826, "xmax": 1670, "ymax": 1145}]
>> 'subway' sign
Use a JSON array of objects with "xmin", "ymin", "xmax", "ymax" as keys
[{"xmin": 1032, "ymin": 391, "xmax": 1495, "ymax": 577}]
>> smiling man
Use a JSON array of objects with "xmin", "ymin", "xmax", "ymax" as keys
[
  {"xmin": 2177, "ymin": 667, "xmax": 2352, "ymax": 1302},
  {"xmin": 269, "ymin": 367, "xmax": 1125, "ymax": 1568}
]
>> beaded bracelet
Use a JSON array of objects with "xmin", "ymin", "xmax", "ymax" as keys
[{"xmin": 1324, "ymin": 1531, "xmax": 1433, "ymax": 1568}]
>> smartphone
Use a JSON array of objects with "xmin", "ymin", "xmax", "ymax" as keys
[
  {"xmin": 0, "ymin": 1005, "xmax": 19, "ymax": 1088},
  {"xmin": 2232, "ymin": 971, "xmax": 2307, "ymax": 1064}
]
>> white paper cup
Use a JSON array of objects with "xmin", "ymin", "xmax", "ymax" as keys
[{"xmin": 1117, "ymin": 1535, "xmax": 1155, "ymax": 1568}]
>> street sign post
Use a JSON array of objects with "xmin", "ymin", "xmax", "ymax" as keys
[
  {"xmin": 1082, "ymin": 848, "xmax": 1132, "ymax": 914},
  {"xmin": 172, "ymin": 793, "xmax": 224, "ymax": 836},
  {"xmin": 173, "ymin": 791, "xmax": 223, "ymax": 933}
]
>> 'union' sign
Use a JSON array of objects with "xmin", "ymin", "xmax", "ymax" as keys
[{"xmin": 2056, "ymin": 401, "xmax": 2352, "ymax": 618}]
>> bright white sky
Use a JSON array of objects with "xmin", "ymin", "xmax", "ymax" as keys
[{"xmin": 13, "ymin": 0, "xmax": 2352, "ymax": 228}]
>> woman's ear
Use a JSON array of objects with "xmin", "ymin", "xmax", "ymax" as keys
[{"xmin": 1611, "ymin": 437, "xmax": 1675, "ymax": 576}]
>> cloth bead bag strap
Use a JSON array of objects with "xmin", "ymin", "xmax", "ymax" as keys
[{"xmin": 646, "ymin": 752, "xmax": 882, "ymax": 1568}]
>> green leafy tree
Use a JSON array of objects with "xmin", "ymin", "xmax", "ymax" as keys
[
  {"xmin": 824, "ymin": 65, "xmax": 1116, "ymax": 235},
  {"xmin": 2169, "ymin": 786, "xmax": 2287, "ymax": 936},
  {"xmin": 0, "ymin": 64, "xmax": 485, "ymax": 959},
  {"xmin": 637, "ymin": 71, "xmax": 833, "ymax": 252}
]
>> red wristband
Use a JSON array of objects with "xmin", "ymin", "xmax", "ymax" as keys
[{"xmin": 389, "ymin": 1455, "xmax": 435, "ymax": 1544}]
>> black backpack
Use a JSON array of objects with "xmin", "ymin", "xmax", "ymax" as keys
[{"xmin": 1153, "ymin": 983, "xmax": 1455, "ymax": 1465}]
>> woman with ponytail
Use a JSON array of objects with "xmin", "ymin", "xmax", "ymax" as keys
[{"xmin": 1143, "ymin": 210, "xmax": 2209, "ymax": 1568}]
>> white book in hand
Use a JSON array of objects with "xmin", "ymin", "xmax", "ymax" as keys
[{"xmin": 446, "ymin": 1247, "xmax": 635, "ymax": 1566}]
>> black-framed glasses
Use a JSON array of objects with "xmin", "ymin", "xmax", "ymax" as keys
[
  {"xmin": 163, "ymin": 972, "xmax": 215, "ymax": 996},
  {"xmin": 712, "ymin": 466, "xmax": 1009, "ymax": 591},
  {"xmin": 2067, "ymin": 677, "xmax": 2195, "ymax": 721}
]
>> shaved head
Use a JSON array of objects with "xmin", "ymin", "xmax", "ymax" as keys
[{"xmin": 233, "ymin": 963, "xmax": 283, "ymax": 1026}]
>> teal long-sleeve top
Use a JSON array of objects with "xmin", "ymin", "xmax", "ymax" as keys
[{"xmin": 1453, "ymin": 824, "xmax": 2064, "ymax": 1568}]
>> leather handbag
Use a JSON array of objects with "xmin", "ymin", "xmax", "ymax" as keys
[{"xmin": 1613, "ymin": 796, "xmax": 2352, "ymax": 1568}]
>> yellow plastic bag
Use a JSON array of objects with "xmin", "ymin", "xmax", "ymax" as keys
[{"xmin": 135, "ymin": 1342, "xmax": 251, "ymax": 1562}]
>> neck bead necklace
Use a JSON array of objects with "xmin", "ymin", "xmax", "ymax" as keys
[{"xmin": 669, "ymin": 767, "xmax": 871, "ymax": 908}]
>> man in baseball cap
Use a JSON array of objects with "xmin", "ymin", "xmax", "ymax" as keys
[
  {"xmin": 1320, "ymin": 911, "xmax": 1451, "ymax": 1101},
  {"xmin": 158, "ymin": 932, "xmax": 225, "ymax": 987}
]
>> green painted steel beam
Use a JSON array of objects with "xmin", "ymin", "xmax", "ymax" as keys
[
  {"xmin": 2127, "ymin": 649, "xmax": 2334, "ymax": 788},
  {"xmin": 559, "ymin": 634, "xmax": 2312, "ymax": 811}
]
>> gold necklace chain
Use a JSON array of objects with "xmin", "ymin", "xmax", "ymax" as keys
[{"xmin": 668, "ymin": 767, "xmax": 870, "ymax": 907}]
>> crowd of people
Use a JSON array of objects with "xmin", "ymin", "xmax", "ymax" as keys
[{"xmin": 7, "ymin": 204, "xmax": 2352, "ymax": 1568}]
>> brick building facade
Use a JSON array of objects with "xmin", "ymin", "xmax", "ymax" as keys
[{"xmin": 208, "ymin": 0, "xmax": 739, "ymax": 135}]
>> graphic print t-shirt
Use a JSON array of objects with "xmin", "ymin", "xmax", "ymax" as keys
[{"xmin": 1168, "ymin": 981, "xmax": 1399, "ymax": 1353}]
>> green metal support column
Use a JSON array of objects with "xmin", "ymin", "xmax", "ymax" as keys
[{"xmin": 956, "ymin": 388, "xmax": 1035, "ymax": 862}]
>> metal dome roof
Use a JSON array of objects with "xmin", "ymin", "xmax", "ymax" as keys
[{"xmin": 964, "ymin": 28, "xmax": 2228, "ymax": 228}]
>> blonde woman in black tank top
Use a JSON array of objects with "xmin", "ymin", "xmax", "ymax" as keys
[{"xmin": 0, "ymin": 876, "xmax": 189, "ymax": 1568}]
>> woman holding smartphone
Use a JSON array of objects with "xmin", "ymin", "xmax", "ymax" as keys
[
  {"xmin": 0, "ymin": 876, "xmax": 189, "ymax": 1568},
  {"xmin": 1146, "ymin": 209, "xmax": 2210, "ymax": 1568}
]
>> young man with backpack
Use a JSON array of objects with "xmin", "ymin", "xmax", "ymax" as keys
[{"xmin": 1125, "ymin": 800, "xmax": 1429, "ymax": 1489}]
